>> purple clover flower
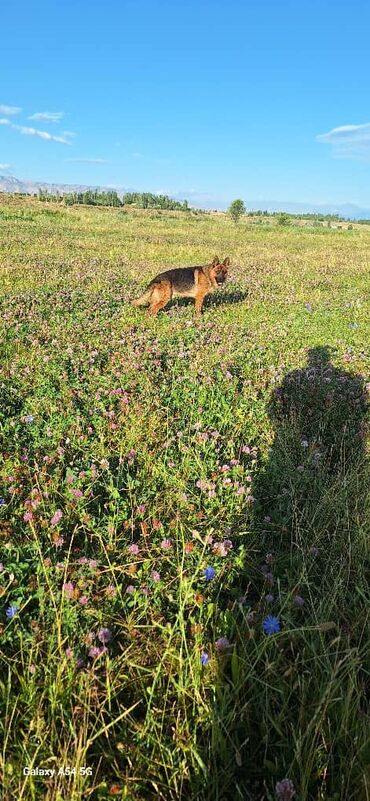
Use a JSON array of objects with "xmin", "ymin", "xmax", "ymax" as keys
[
  {"xmin": 293, "ymin": 595, "xmax": 305, "ymax": 608},
  {"xmin": 97, "ymin": 627, "xmax": 112, "ymax": 644},
  {"xmin": 275, "ymin": 778, "xmax": 296, "ymax": 800},
  {"xmin": 215, "ymin": 637, "xmax": 230, "ymax": 652},
  {"xmin": 89, "ymin": 645, "xmax": 107, "ymax": 659}
]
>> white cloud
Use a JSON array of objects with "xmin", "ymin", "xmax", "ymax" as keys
[
  {"xmin": 15, "ymin": 124, "xmax": 71, "ymax": 143},
  {"xmin": 65, "ymin": 157, "xmax": 108, "ymax": 163},
  {"xmin": 0, "ymin": 108, "xmax": 75, "ymax": 144},
  {"xmin": 29, "ymin": 111, "xmax": 64, "ymax": 123},
  {"xmin": 0, "ymin": 105, "xmax": 21, "ymax": 115},
  {"xmin": 317, "ymin": 123, "xmax": 370, "ymax": 160},
  {"xmin": 0, "ymin": 118, "xmax": 73, "ymax": 144},
  {"xmin": 0, "ymin": 162, "xmax": 10, "ymax": 170}
]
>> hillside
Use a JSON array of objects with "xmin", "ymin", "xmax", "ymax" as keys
[{"xmin": 1, "ymin": 173, "xmax": 370, "ymax": 218}]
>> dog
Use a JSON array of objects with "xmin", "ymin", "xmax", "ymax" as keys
[{"xmin": 132, "ymin": 255, "xmax": 230, "ymax": 316}]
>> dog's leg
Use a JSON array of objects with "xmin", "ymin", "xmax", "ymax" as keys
[
  {"xmin": 148, "ymin": 301, "xmax": 167, "ymax": 316},
  {"xmin": 147, "ymin": 282, "xmax": 171, "ymax": 316},
  {"xmin": 132, "ymin": 288, "xmax": 152, "ymax": 307},
  {"xmin": 194, "ymin": 292, "xmax": 206, "ymax": 315}
]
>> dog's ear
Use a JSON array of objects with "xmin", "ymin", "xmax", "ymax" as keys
[
  {"xmin": 223, "ymin": 257, "xmax": 231, "ymax": 268},
  {"xmin": 212, "ymin": 255, "xmax": 220, "ymax": 266}
]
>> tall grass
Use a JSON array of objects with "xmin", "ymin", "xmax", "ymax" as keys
[{"xmin": 0, "ymin": 197, "xmax": 369, "ymax": 800}]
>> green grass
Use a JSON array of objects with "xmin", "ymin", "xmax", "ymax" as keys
[{"xmin": 0, "ymin": 196, "xmax": 369, "ymax": 801}]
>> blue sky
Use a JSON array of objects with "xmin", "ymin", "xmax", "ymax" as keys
[{"xmin": 1, "ymin": 0, "xmax": 370, "ymax": 207}]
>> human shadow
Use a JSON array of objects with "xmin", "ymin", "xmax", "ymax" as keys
[
  {"xmin": 200, "ymin": 346, "xmax": 369, "ymax": 801},
  {"xmin": 253, "ymin": 346, "xmax": 368, "ymax": 554}
]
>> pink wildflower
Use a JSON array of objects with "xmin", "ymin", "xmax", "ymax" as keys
[
  {"xmin": 161, "ymin": 538, "xmax": 173, "ymax": 550},
  {"xmin": 51, "ymin": 509, "xmax": 63, "ymax": 526},
  {"xmin": 62, "ymin": 581, "xmax": 74, "ymax": 598}
]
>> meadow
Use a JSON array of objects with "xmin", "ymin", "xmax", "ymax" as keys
[{"xmin": 0, "ymin": 195, "xmax": 369, "ymax": 801}]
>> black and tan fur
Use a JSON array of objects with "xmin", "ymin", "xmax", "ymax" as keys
[{"xmin": 132, "ymin": 255, "xmax": 230, "ymax": 316}]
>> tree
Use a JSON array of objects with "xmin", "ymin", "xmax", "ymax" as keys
[
  {"xmin": 228, "ymin": 198, "xmax": 246, "ymax": 222},
  {"xmin": 277, "ymin": 212, "xmax": 290, "ymax": 226}
]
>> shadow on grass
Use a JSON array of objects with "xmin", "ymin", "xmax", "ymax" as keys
[
  {"xmin": 163, "ymin": 288, "xmax": 249, "ymax": 313},
  {"xmin": 200, "ymin": 346, "xmax": 369, "ymax": 801},
  {"xmin": 130, "ymin": 287, "xmax": 249, "ymax": 316},
  {"xmin": 203, "ymin": 288, "xmax": 249, "ymax": 309}
]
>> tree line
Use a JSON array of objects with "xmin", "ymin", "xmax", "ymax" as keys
[
  {"xmin": 228, "ymin": 198, "xmax": 347, "ymax": 223},
  {"xmin": 35, "ymin": 188, "xmax": 190, "ymax": 210}
]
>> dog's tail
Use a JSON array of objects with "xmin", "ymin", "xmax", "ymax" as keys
[{"xmin": 132, "ymin": 287, "xmax": 153, "ymax": 307}]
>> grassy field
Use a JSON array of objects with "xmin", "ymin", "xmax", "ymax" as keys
[{"xmin": 0, "ymin": 195, "xmax": 369, "ymax": 801}]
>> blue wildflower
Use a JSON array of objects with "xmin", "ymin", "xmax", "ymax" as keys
[
  {"xmin": 262, "ymin": 615, "xmax": 281, "ymax": 635},
  {"xmin": 25, "ymin": 415, "xmax": 34, "ymax": 424},
  {"xmin": 0, "ymin": 498, "xmax": 6, "ymax": 506},
  {"xmin": 200, "ymin": 651, "xmax": 209, "ymax": 665},
  {"xmin": 204, "ymin": 566, "xmax": 216, "ymax": 581},
  {"xmin": 6, "ymin": 605, "xmax": 18, "ymax": 619}
]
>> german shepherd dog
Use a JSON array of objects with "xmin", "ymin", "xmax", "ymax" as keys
[{"xmin": 132, "ymin": 255, "xmax": 230, "ymax": 316}]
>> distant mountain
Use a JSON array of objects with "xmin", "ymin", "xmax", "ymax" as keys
[
  {"xmin": 1, "ymin": 174, "xmax": 370, "ymax": 219},
  {"xmin": 171, "ymin": 191, "xmax": 370, "ymax": 219},
  {"xmin": 0, "ymin": 174, "xmax": 125, "ymax": 197},
  {"xmin": 246, "ymin": 199, "xmax": 370, "ymax": 220}
]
